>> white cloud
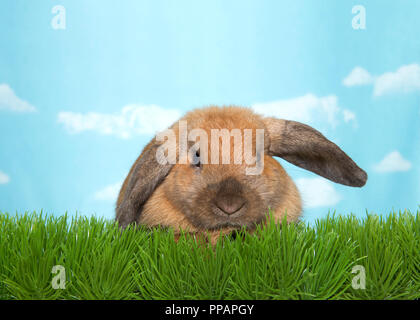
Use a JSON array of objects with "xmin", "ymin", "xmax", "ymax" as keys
[
  {"xmin": 252, "ymin": 94, "xmax": 354, "ymax": 128},
  {"xmin": 0, "ymin": 171, "xmax": 10, "ymax": 184},
  {"xmin": 373, "ymin": 151, "xmax": 412, "ymax": 173},
  {"xmin": 373, "ymin": 64, "xmax": 420, "ymax": 96},
  {"xmin": 94, "ymin": 181, "xmax": 122, "ymax": 202},
  {"xmin": 342, "ymin": 67, "xmax": 373, "ymax": 87},
  {"xmin": 295, "ymin": 177, "xmax": 341, "ymax": 208},
  {"xmin": 342, "ymin": 109, "xmax": 356, "ymax": 123},
  {"xmin": 0, "ymin": 84, "xmax": 36, "ymax": 112},
  {"xmin": 343, "ymin": 64, "xmax": 420, "ymax": 96},
  {"xmin": 58, "ymin": 104, "xmax": 181, "ymax": 139}
]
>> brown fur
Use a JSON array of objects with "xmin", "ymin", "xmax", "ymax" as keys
[{"xmin": 116, "ymin": 105, "xmax": 367, "ymax": 244}]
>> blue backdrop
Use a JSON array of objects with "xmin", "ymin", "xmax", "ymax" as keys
[{"xmin": 1, "ymin": 0, "xmax": 419, "ymax": 224}]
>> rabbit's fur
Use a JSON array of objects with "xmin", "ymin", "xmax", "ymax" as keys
[{"xmin": 116, "ymin": 106, "xmax": 367, "ymax": 241}]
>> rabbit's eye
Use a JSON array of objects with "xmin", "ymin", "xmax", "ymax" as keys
[{"xmin": 192, "ymin": 150, "xmax": 201, "ymax": 168}]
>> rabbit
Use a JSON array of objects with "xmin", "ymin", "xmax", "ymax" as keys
[{"xmin": 116, "ymin": 106, "xmax": 367, "ymax": 243}]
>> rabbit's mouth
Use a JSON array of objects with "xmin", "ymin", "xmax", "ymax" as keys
[
  {"xmin": 205, "ymin": 214, "xmax": 266, "ymax": 231},
  {"xmin": 211, "ymin": 199, "xmax": 247, "ymax": 218},
  {"xmin": 170, "ymin": 176, "xmax": 271, "ymax": 231}
]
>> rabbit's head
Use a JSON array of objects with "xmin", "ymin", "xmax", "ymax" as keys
[{"xmin": 116, "ymin": 106, "xmax": 367, "ymax": 238}]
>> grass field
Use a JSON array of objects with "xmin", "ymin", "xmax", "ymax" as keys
[{"xmin": 0, "ymin": 210, "xmax": 419, "ymax": 300}]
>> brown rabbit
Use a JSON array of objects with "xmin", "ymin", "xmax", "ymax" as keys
[{"xmin": 116, "ymin": 106, "xmax": 367, "ymax": 242}]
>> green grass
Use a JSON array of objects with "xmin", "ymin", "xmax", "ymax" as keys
[{"xmin": 0, "ymin": 210, "xmax": 419, "ymax": 300}]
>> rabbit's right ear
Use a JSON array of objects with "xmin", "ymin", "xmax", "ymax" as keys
[
  {"xmin": 116, "ymin": 139, "xmax": 174, "ymax": 229},
  {"xmin": 263, "ymin": 118, "xmax": 367, "ymax": 187}
]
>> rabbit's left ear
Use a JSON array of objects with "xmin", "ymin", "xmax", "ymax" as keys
[
  {"xmin": 116, "ymin": 139, "xmax": 174, "ymax": 229},
  {"xmin": 263, "ymin": 118, "xmax": 367, "ymax": 187}
]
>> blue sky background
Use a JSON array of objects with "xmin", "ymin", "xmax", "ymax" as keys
[{"xmin": 0, "ymin": 0, "xmax": 419, "ymax": 224}]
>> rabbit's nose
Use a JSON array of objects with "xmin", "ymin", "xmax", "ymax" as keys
[{"xmin": 215, "ymin": 194, "xmax": 246, "ymax": 215}]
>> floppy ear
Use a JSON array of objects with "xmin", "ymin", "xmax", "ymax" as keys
[
  {"xmin": 263, "ymin": 118, "xmax": 367, "ymax": 187},
  {"xmin": 116, "ymin": 139, "xmax": 174, "ymax": 228}
]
